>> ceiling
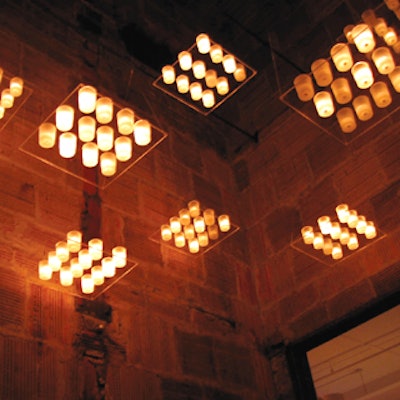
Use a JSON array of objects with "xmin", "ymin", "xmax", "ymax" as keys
[{"xmin": 62, "ymin": 0, "xmax": 385, "ymax": 157}]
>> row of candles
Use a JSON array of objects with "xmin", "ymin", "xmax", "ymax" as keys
[
  {"xmin": 300, "ymin": 204, "xmax": 377, "ymax": 260},
  {"xmin": 38, "ymin": 85, "xmax": 152, "ymax": 176},
  {"xmin": 161, "ymin": 34, "xmax": 247, "ymax": 108},
  {"xmin": 292, "ymin": 11, "xmax": 400, "ymax": 132},
  {"xmin": 0, "ymin": 68, "xmax": 24, "ymax": 119},
  {"xmin": 38, "ymin": 230, "xmax": 128, "ymax": 295},
  {"xmin": 160, "ymin": 200, "xmax": 231, "ymax": 254}
]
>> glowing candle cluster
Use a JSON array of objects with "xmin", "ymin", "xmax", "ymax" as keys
[
  {"xmin": 37, "ymin": 84, "xmax": 153, "ymax": 177},
  {"xmin": 0, "ymin": 68, "xmax": 24, "ymax": 120},
  {"xmin": 160, "ymin": 200, "xmax": 232, "ymax": 254},
  {"xmin": 300, "ymin": 204, "xmax": 378, "ymax": 262},
  {"xmin": 158, "ymin": 33, "xmax": 255, "ymax": 113},
  {"xmin": 292, "ymin": 7, "xmax": 400, "ymax": 135},
  {"xmin": 38, "ymin": 230, "xmax": 128, "ymax": 295}
]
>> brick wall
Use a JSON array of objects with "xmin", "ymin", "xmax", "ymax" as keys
[{"xmin": 0, "ymin": 1, "xmax": 269, "ymax": 399}]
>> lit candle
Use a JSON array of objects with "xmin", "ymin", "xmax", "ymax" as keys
[
  {"xmin": 331, "ymin": 243, "xmax": 343, "ymax": 260},
  {"xmin": 55, "ymin": 241, "xmax": 70, "ymax": 262},
  {"xmin": 336, "ymin": 203, "xmax": 349, "ymax": 224},
  {"xmin": 184, "ymin": 224, "xmax": 195, "ymax": 240},
  {"xmin": 233, "ymin": 64, "xmax": 247, "ymax": 82},
  {"xmin": 198, "ymin": 231, "xmax": 209, "ymax": 247},
  {"xmin": 389, "ymin": 66, "xmax": 400, "ymax": 92},
  {"xmin": 78, "ymin": 85, "xmax": 97, "ymax": 114},
  {"xmin": 216, "ymin": 77, "xmax": 229, "ymax": 95},
  {"xmin": 330, "ymin": 222, "xmax": 341, "ymax": 240},
  {"xmin": 67, "ymin": 230, "xmax": 82, "ymax": 253},
  {"xmin": 372, "ymin": 47, "xmax": 395, "ymax": 75},
  {"xmin": 317, "ymin": 216, "xmax": 331, "ymax": 235},
  {"xmin": 356, "ymin": 215, "xmax": 367, "ymax": 234},
  {"xmin": 48, "ymin": 251, "xmax": 61, "ymax": 271},
  {"xmin": 88, "ymin": 238, "xmax": 103, "ymax": 261},
  {"xmin": 174, "ymin": 232, "xmax": 186, "ymax": 248},
  {"xmin": 311, "ymin": 59, "xmax": 333, "ymax": 87},
  {"xmin": 162, "ymin": 65, "xmax": 176, "ymax": 84},
  {"xmin": 373, "ymin": 18, "xmax": 388, "ymax": 37},
  {"xmin": 134, "ymin": 119, "xmax": 152, "ymax": 146},
  {"xmin": 336, "ymin": 107, "xmax": 357, "ymax": 134},
  {"xmin": 370, "ymin": 81, "xmax": 392, "ymax": 108},
  {"xmin": 116, "ymin": 108, "xmax": 134, "ymax": 135},
  {"xmin": 331, "ymin": 78, "xmax": 352, "ymax": 104},
  {"xmin": 351, "ymin": 61, "xmax": 374, "ymax": 89},
  {"xmin": 330, "ymin": 43, "xmax": 353, "ymax": 72},
  {"xmin": 178, "ymin": 51, "xmax": 192, "ymax": 71},
  {"xmin": 100, "ymin": 152, "xmax": 117, "ymax": 177},
  {"xmin": 78, "ymin": 249, "xmax": 93, "ymax": 270},
  {"xmin": 353, "ymin": 95, "xmax": 374, "ymax": 121},
  {"xmin": 169, "ymin": 217, "xmax": 182, "ymax": 233},
  {"xmin": 114, "ymin": 136, "xmax": 132, "ymax": 162},
  {"xmin": 95, "ymin": 97, "xmax": 113, "ymax": 124},
  {"xmin": 339, "ymin": 227, "xmax": 350, "ymax": 245},
  {"xmin": 192, "ymin": 60, "xmax": 206, "ymax": 79},
  {"xmin": 205, "ymin": 70, "xmax": 217, "ymax": 88},
  {"xmin": 222, "ymin": 54, "xmax": 237, "ymax": 74},
  {"xmin": 96, "ymin": 126, "xmax": 114, "ymax": 151},
  {"xmin": 188, "ymin": 238, "xmax": 200, "ymax": 254},
  {"xmin": 384, "ymin": 27, "xmax": 397, "ymax": 46},
  {"xmin": 58, "ymin": 132, "xmax": 77, "ymax": 158},
  {"xmin": 179, "ymin": 209, "xmax": 191, "ymax": 226},
  {"xmin": 194, "ymin": 216, "xmax": 206, "ymax": 233},
  {"xmin": 38, "ymin": 122, "xmax": 57, "ymax": 149},
  {"xmin": 38, "ymin": 260, "xmax": 52, "ymax": 280},
  {"xmin": 301, "ymin": 226, "xmax": 314, "ymax": 245},
  {"xmin": 190, "ymin": 82, "xmax": 203, "ymax": 101},
  {"xmin": 56, "ymin": 105, "xmax": 74, "ymax": 131},
  {"xmin": 365, "ymin": 221, "xmax": 377, "ymax": 239},
  {"xmin": 78, "ymin": 116, "xmax": 96, "ymax": 142},
  {"xmin": 161, "ymin": 224, "xmax": 172, "ymax": 241},
  {"xmin": 60, "ymin": 266, "xmax": 73, "ymax": 287},
  {"xmin": 1, "ymin": 89, "xmax": 14, "ymax": 108},
  {"xmin": 176, "ymin": 75, "xmax": 190, "ymax": 94},
  {"xmin": 196, "ymin": 33, "xmax": 211, "ymax": 54},
  {"xmin": 91, "ymin": 265, "xmax": 104, "ymax": 286},
  {"xmin": 203, "ymin": 209, "xmax": 215, "ymax": 226},
  {"xmin": 9, "ymin": 77, "xmax": 24, "ymax": 97},
  {"xmin": 112, "ymin": 246, "xmax": 127, "ymax": 268},
  {"xmin": 352, "ymin": 24, "xmax": 376, "ymax": 53},
  {"xmin": 207, "ymin": 224, "xmax": 219, "ymax": 240},
  {"xmin": 202, "ymin": 90, "xmax": 215, "ymax": 108},
  {"xmin": 210, "ymin": 44, "xmax": 223, "ymax": 63},
  {"xmin": 347, "ymin": 210, "xmax": 359, "ymax": 228},
  {"xmin": 70, "ymin": 257, "xmax": 83, "ymax": 278},
  {"xmin": 322, "ymin": 238, "xmax": 333, "ymax": 255},
  {"xmin": 188, "ymin": 200, "xmax": 201, "ymax": 217},
  {"xmin": 293, "ymin": 74, "xmax": 314, "ymax": 102},
  {"xmin": 313, "ymin": 232, "xmax": 324, "ymax": 250},
  {"xmin": 82, "ymin": 142, "xmax": 99, "ymax": 168},
  {"xmin": 347, "ymin": 233, "xmax": 359, "ymax": 250},
  {"xmin": 313, "ymin": 91, "xmax": 335, "ymax": 118},
  {"xmin": 81, "ymin": 274, "xmax": 95, "ymax": 294},
  {"xmin": 102, "ymin": 256, "xmax": 116, "ymax": 278},
  {"xmin": 218, "ymin": 214, "xmax": 230, "ymax": 232}
]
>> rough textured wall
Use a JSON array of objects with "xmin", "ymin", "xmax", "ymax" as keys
[{"xmin": 0, "ymin": 1, "xmax": 270, "ymax": 399}]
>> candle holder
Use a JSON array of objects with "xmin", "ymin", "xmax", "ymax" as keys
[
  {"xmin": 150, "ymin": 199, "xmax": 239, "ymax": 256},
  {"xmin": 153, "ymin": 33, "xmax": 257, "ymax": 116},
  {"xmin": 291, "ymin": 204, "xmax": 385, "ymax": 266},
  {"xmin": 280, "ymin": 3, "xmax": 400, "ymax": 145},
  {"xmin": 0, "ymin": 67, "xmax": 32, "ymax": 133},
  {"xmin": 37, "ymin": 230, "xmax": 138, "ymax": 299},
  {"xmin": 19, "ymin": 83, "xmax": 168, "ymax": 189}
]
